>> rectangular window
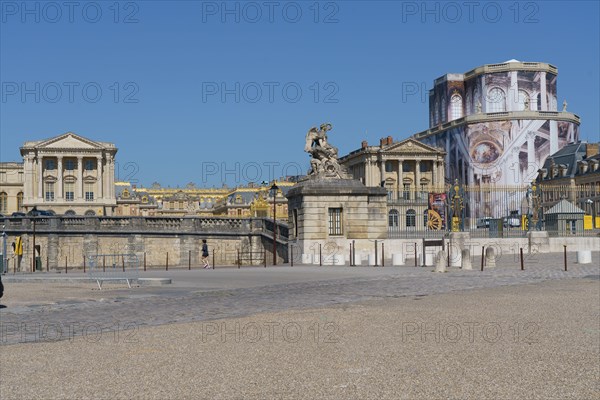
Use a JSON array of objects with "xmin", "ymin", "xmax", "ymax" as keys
[
  {"xmin": 45, "ymin": 182, "xmax": 55, "ymax": 201},
  {"xmin": 84, "ymin": 183, "xmax": 94, "ymax": 201},
  {"xmin": 84, "ymin": 159, "xmax": 95, "ymax": 170},
  {"xmin": 0, "ymin": 193, "xmax": 7, "ymax": 213},
  {"xmin": 18, "ymin": 172, "xmax": 24, "ymax": 182},
  {"xmin": 403, "ymin": 183, "xmax": 411, "ymax": 200},
  {"xmin": 65, "ymin": 159, "xmax": 75, "ymax": 171},
  {"xmin": 328, "ymin": 208, "xmax": 343, "ymax": 236},
  {"xmin": 45, "ymin": 159, "xmax": 56, "ymax": 170},
  {"xmin": 0, "ymin": 172, "xmax": 5, "ymax": 182},
  {"xmin": 65, "ymin": 182, "xmax": 74, "ymax": 201}
]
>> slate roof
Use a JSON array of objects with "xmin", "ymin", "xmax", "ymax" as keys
[{"xmin": 546, "ymin": 199, "xmax": 585, "ymax": 214}]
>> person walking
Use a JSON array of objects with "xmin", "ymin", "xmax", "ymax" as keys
[{"xmin": 201, "ymin": 239, "xmax": 210, "ymax": 269}]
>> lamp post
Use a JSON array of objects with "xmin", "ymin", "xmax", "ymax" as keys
[
  {"xmin": 2, "ymin": 224, "xmax": 6, "ymax": 274},
  {"xmin": 270, "ymin": 183, "xmax": 279, "ymax": 266},
  {"xmin": 587, "ymin": 199, "xmax": 596, "ymax": 229}
]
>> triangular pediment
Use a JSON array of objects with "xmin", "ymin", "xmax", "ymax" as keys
[
  {"xmin": 384, "ymin": 138, "xmax": 445, "ymax": 154},
  {"xmin": 37, "ymin": 132, "xmax": 103, "ymax": 150}
]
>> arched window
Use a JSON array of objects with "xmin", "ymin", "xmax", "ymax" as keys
[
  {"xmin": 450, "ymin": 94, "xmax": 463, "ymax": 120},
  {"xmin": 406, "ymin": 209, "xmax": 416, "ymax": 227},
  {"xmin": 517, "ymin": 90, "xmax": 530, "ymax": 111},
  {"xmin": 17, "ymin": 192, "xmax": 24, "ymax": 211},
  {"xmin": 65, "ymin": 210, "xmax": 76, "ymax": 216},
  {"xmin": 84, "ymin": 210, "xmax": 96, "ymax": 216},
  {"xmin": 0, "ymin": 192, "xmax": 7, "ymax": 213},
  {"xmin": 441, "ymin": 97, "xmax": 447, "ymax": 122},
  {"xmin": 487, "ymin": 88, "xmax": 506, "ymax": 112},
  {"xmin": 388, "ymin": 209, "xmax": 399, "ymax": 228}
]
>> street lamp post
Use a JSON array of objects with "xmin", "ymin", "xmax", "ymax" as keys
[
  {"xmin": 587, "ymin": 199, "xmax": 596, "ymax": 229},
  {"xmin": 2, "ymin": 224, "xmax": 7, "ymax": 274},
  {"xmin": 270, "ymin": 183, "xmax": 279, "ymax": 266}
]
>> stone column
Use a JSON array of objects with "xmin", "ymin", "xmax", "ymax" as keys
[
  {"xmin": 431, "ymin": 160, "xmax": 436, "ymax": 187},
  {"xmin": 415, "ymin": 160, "xmax": 421, "ymax": 199},
  {"xmin": 97, "ymin": 156, "xmax": 103, "ymax": 199},
  {"xmin": 397, "ymin": 160, "xmax": 403, "ymax": 200},
  {"xmin": 57, "ymin": 156, "xmax": 63, "ymax": 199},
  {"xmin": 445, "ymin": 134, "xmax": 451, "ymax": 180},
  {"xmin": 37, "ymin": 156, "xmax": 43, "ymax": 200},
  {"xmin": 77, "ymin": 156, "xmax": 83, "ymax": 199},
  {"xmin": 508, "ymin": 70, "xmax": 518, "ymax": 112},
  {"xmin": 22, "ymin": 155, "xmax": 31, "ymax": 201},
  {"xmin": 550, "ymin": 120, "xmax": 558, "ymax": 155},
  {"xmin": 379, "ymin": 159, "xmax": 385, "ymax": 186},
  {"xmin": 540, "ymin": 72, "xmax": 547, "ymax": 111},
  {"xmin": 527, "ymin": 131, "xmax": 536, "ymax": 170}
]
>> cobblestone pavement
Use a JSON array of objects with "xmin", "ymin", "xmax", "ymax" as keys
[{"xmin": 1, "ymin": 252, "xmax": 598, "ymax": 345}]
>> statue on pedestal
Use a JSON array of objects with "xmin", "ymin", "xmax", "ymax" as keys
[
  {"xmin": 448, "ymin": 179, "xmax": 465, "ymax": 232},
  {"xmin": 304, "ymin": 123, "xmax": 350, "ymax": 179},
  {"xmin": 526, "ymin": 181, "xmax": 543, "ymax": 231}
]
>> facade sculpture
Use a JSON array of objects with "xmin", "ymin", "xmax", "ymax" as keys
[{"xmin": 304, "ymin": 123, "xmax": 350, "ymax": 179}]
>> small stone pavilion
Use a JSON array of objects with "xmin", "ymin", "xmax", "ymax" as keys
[{"xmin": 286, "ymin": 124, "xmax": 388, "ymax": 264}]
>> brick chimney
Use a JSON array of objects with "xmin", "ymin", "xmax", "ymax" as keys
[
  {"xmin": 586, "ymin": 143, "xmax": 599, "ymax": 158},
  {"xmin": 379, "ymin": 138, "xmax": 386, "ymax": 147},
  {"xmin": 361, "ymin": 140, "xmax": 368, "ymax": 149},
  {"xmin": 387, "ymin": 136, "xmax": 393, "ymax": 145}
]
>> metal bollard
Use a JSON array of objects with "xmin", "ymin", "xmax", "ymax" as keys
[
  {"xmin": 414, "ymin": 243, "xmax": 418, "ymax": 267},
  {"xmin": 166, "ymin": 252, "xmax": 169, "ymax": 271},
  {"xmin": 290, "ymin": 245, "xmax": 294, "ymax": 267},
  {"xmin": 382, "ymin": 243, "xmax": 385, "ymax": 267},
  {"xmin": 520, "ymin": 248, "xmax": 524, "ymax": 270},
  {"xmin": 144, "ymin": 252, "xmax": 147, "ymax": 271},
  {"xmin": 319, "ymin": 244, "xmax": 322, "ymax": 266},
  {"xmin": 83, "ymin": 256, "xmax": 86, "ymax": 273},
  {"xmin": 480, "ymin": 246, "xmax": 484, "ymax": 271},
  {"xmin": 564, "ymin": 245, "xmax": 567, "ymax": 271},
  {"xmin": 122, "ymin": 255, "xmax": 125, "ymax": 272},
  {"xmin": 189, "ymin": 250, "xmax": 191, "ymax": 270},
  {"xmin": 65, "ymin": 256, "xmax": 68, "ymax": 274}
]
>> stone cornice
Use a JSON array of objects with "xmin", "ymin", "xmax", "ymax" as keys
[{"xmin": 414, "ymin": 111, "xmax": 580, "ymax": 140}]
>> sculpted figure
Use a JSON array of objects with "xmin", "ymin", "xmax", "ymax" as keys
[{"xmin": 304, "ymin": 123, "xmax": 349, "ymax": 178}]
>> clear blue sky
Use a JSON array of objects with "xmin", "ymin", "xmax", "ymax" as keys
[{"xmin": 1, "ymin": 0, "xmax": 599, "ymax": 188}]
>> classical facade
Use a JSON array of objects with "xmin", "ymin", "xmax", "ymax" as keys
[
  {"xmin": 537, "ymin": 142, "xmax": 600, "ymax": 226},
  {"xmin": 414, "ymin": 60, "xmax": 581, "ymax": 219},
  {"xmin": 18, "ymin": 133, "xmax": 118, "ymax": 216},
  {"xmin": 339, "ymin": 137, "xmax": 446, "ymax": 230},
  {"xmin": 0, "ymin": 162, "xmax": 24, "ymax": 215}
]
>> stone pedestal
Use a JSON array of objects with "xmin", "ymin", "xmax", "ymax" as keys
[
  {"xmin": 435, "ymin": 250, "xmax": 446, "ymax": 273},
  {"xmin": 286, "ymin": 177, "xmax": 387, "ymax": 259},
  {"xmin": 461, "ymin": 249, "xmax": 472, "ymax": 270},
  {"xmin": 485, "ymin": 247, "xmax": 496, "ymax": 268},
  {"xmin": 449, "ymin": 232, "xmax": 470, "ymax": 267},
  {"xmin": 527, "ymin": 231, "xmax": 549, "ymax": 254}
]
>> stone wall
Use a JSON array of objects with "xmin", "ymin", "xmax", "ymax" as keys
[{"xmin": 0, "ymin": 216, "xmax": 288, "ymax": 272}]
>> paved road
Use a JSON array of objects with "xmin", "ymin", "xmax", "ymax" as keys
[{"xmin": 1, "ymin": 252, "xmax": 598, "ymax": 345}]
